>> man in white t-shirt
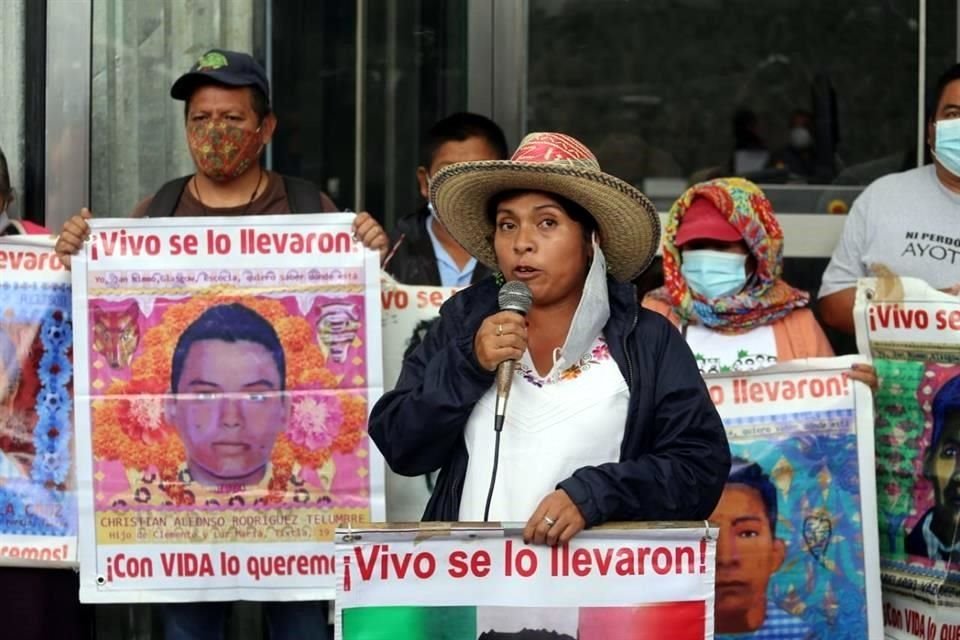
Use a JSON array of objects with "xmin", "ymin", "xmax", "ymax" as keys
[{"xmin": 819, "ymin": 64, "xmax": 960, "ymax": 334}]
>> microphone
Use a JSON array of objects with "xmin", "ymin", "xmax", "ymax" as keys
[{"xmin": 493, "ymin": 281, "xmax": 533, "ymax": 433}]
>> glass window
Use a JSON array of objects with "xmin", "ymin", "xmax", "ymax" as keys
[
  {"xmin": 271, "ymin": 0, "xmax": 470, "ymax": 230},
  {"xmin": 527, "ymin": 0, "xmax": 956, "ymax": 214},
  {"xmin": 362, "ymin": 0, "xmax": 471, "ymax": 229},
  {"xmin": 271, "ymin": 1, "xmax": 357, "ymax": 208},
  {"xmin": 90, "ymin": 0, "xmax": 266, "ymax": 217},
  {"xmin": 0, "ymin": 0, "xmax": 26, "ymax": 219}
]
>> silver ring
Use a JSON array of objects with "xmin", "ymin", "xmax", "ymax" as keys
[{"xmin": 543, "ymin": 516, "xmax": 556, "ymax": 527}]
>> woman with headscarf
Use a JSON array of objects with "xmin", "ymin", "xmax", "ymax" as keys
[
  {"xmin": 644, "ymin": 177, "xmax": 875, "ymax": 385},
  {"xmin": 370, "ymin": 132, "xmax": 730, "ymax": 547}
]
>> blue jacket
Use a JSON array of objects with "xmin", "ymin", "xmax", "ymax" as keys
[{"xmin": 369, "ymin": 276, "xmax": 731, "ymax": 525}]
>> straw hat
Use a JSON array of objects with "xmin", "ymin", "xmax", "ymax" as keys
[{"xmin": 429, "ymin": 132, "xmax": 660, "ymax": 282}]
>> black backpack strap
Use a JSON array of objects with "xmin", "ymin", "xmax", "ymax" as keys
[
  {"xmin": 143, "ymin": 176, "xmax": 192, "ymax": 217},
  {"xmin": 282, "ymin": 175, "xmax": 325, "ymax": 213}
]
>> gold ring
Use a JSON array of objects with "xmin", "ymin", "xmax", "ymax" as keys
[{"xmin": 497, "ymin": 324, "xmax": 503, "ymax": 336}]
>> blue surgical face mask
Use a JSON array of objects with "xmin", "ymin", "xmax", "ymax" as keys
[
  {"xmin": 681, "ymin": 249, "xmax": 748, "ymax": 300},
  {"xmin": 934, "ymin": 118, "xmax": 960, "ymax": 178}
]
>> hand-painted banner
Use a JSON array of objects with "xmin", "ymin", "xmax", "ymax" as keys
[
  {"xmin": 335, "ymin": 523, "xmax": 717, "ymax": 640},
  {"xmin": 855, "ymin": 277, "xmax": 960, "ymax": 638},
  {"xmin": 379, "ymin": 278, "xmax": 459, "ymax": 523},
  {"xmin": 705, "ymin": 356, "xmax": 882, "ymax": 640},
  {"xmin": 71, "ymin": 215, "xmax": 385, "ymax": 602},
  {"xmin": 0, "ymin": 237, "xmax": 76, "ymax": 567}
]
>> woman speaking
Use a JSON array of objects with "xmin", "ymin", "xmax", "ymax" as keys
[{"xmin": 369, "ymin": 133, "xmax": 730, "ymax": 546}]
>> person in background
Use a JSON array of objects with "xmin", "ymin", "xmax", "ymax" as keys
[
  {"xmin": 819, "ymin": 63, "xmax": 960, "ymax": 334},
  {"xmin": 371, "ymin": 132, "xmax": 730, "ymax": 544},
  {"xmin": 769, "ymin": 109, "xmax": 816, "ymax": 180},
  {"xmin": 0, "ymin": 145, "xmax": 91, "ymax": 640},
  {"xmin": 386, "ymin": 112, "xmax": 508, "ymax": 286},
  {"xmin": 54, "ymin": 49, "xmax": 389, "ymax": 640},
  {"xmin": 643, "ymin": 177, "xmax": 875, "ymax": 386},
  {"xmin": 0, "ymin": 150, "xmax": 45, "ymax": 235},
  {"xmin": 56, "ymin": 49, "xmax": 388, "ymax": 268},
  {"xmin": 730, "ymin": 108, "xmax": 770, "ymax": 175}
]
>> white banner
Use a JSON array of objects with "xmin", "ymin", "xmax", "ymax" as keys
[
  {"xmin": 855, "ymin": 277, "xmax": 960, "ymax": 639},
  {"xmin": 0, "ymin": 236, "xmax": 77, "ymax": 567},
  {"xmin": 335, "ymin": 524, "xmax": 717, "ymax": 640},
  {"xmin": 72, "ymin": 214, "xmax": 385, "ymax": 602},
  {"xmin": 882, "ymin": 592, "xmax": 960, "ymax": 640},
  {"xmin": 705, "ymin": 356, "xmax": 883, "ymax": 640},
  {"xmin": 379, "ymin": 279, "xmax": 460, "ymax": 523}
]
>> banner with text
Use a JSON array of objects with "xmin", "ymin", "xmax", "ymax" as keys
[
  {"xmin": 0, "ymin": 237, "xmax": 76, "ymax": 567},
  {"xmin": 72, "ymin": 215, "xmax": 385, "ymax": 602},
  {"xmin": 855, "ymin": 277, "xmax": 960, "ymax": 637},
  {"xmin": 380, "ymin": 279, "xmax": 459, "ymax": 522},
  {"xmin": 705, "ymin": 356, "xmax": 882, "ymax": 639},
  {"xmin": 335, "ymin": 524, "xmax": 716, "ymax": 640}
]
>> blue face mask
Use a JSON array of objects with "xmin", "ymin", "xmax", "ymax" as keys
[
  {"xmin": 934, "ymin": 118, "xmax": 960, "ymax": 178},
  {"xmin": 681, "ymin": 250, "xmax": 748, "ymax": 300}
]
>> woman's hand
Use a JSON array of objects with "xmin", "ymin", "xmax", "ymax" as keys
[
  {"xmin": 848, "ymin": 362, "xmax": 878, "ymax": 392},
  {"xmin": 474, "ymin": 311, "xmax": 527, "ymax": 372},
  {"xmin": 523, "ymin": 489, "xmax": 586, "ymax": 546},
  {"xmin": 55, "ymin": 208, "xmax": 93, "ymax": 269}
]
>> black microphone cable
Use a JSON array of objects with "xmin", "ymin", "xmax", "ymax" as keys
[{"xmin": 482, "ymin": 281, "xmax": 532, "ymax": 522}]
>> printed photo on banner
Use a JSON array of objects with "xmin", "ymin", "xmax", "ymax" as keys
[
  {"xmin": 335, "ymin": 524, "xmax": 716, "ymax": 640},
  {"xmin": 704, "ymin": 356, "xmax": 881, "ymax": 640},
  {"xmin": 854, "ymin": 277, "xmax": 960, "ymax": 624},
  {"xmin": 0, "ymin": 236, "xmax": 76, "ymax": 566},
  {"xmin": 87, "ymin": 295, "xmax": 369, "ymax": 507},
  {"xmin": 71, "ymin": 215, "xmax": 384, "ymax": 602},
  {"xmin": 379, "ymin": 276, "xmax": 460, "ymax": 522}
]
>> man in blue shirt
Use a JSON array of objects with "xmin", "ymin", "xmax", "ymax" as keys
[{"xmin": 387, "ymin": 113, "xmax": 508, "ymax": 286}]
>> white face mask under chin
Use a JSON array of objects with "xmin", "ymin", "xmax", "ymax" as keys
[{"xmin": 548, "ymin": 240, "xmax": 610, "ymax": 381}]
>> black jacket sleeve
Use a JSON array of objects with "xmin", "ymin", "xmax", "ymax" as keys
[
  {"xmin": 369, "ymin": 299, "xmax": 495, "ymax": 476},
  {"xmin": 558, "ymin": 317, "xmax": 730, "ymax": 526}
]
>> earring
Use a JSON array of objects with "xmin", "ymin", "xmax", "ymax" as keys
[{"xmin": 494, "ymin": 271, "xmax": 506, "ymax": 286}]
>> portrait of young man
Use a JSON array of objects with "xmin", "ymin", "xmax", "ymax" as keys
[
  {"xmin": 712, "ymin": 459, "xmax": 813, "ymax": 639},
  {"xmin": 906, "ymin": 374, "xmax": 960, "ymax": 563},
  {"xmin": 165, "ymin": 302, "xmax": 289, "ymax": 490}
]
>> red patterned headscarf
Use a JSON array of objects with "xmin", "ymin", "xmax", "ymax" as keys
[{"xmin": 650, "ymin": 177, "xmax": 809, "ymax": 332}]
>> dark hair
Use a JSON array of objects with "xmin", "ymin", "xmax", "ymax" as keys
[
  {"xmin": 421, "ymin": 112, "xmax": 509, "ymax": 168},
  {"xmin": 0, "ymin": 146, "xmax": 12, "ymax": 209},
  {"xmin": 486, "ymin": 190, "xmax": 598, "ymax": 243},
  {"xmin": 789, "ymin": 109, "xmax": 814, "ymax": 126},
  {"xmin": 170, "ymin": 303, "xmax": 285, "ymax": 392},
  {"xmin": 727, "ymin": 457, "xmax": 778, "ymax": 537},
  {"xmin": 928, "ymin": 64, "xmax": 960, "ymax": 124},
  {"xmin": 732, "ymin": 107, "xmax": 764, "ymax": 150},
  {"xmin": 183, "ymin": 84, "xmax": 271, "ymax": 124},
  {"xmin": 931, "ymin": 375, "xmax": 960, "ymax": 450}
]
